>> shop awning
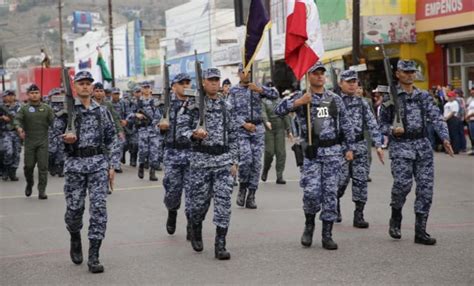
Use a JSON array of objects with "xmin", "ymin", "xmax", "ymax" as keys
[
  {"xmin": 435, "ymin": 30, "xmax": 474, "ymax": 44},
  {"xmin": 321, "ymin": 47, "xmax": 352, "ymax": 64}
]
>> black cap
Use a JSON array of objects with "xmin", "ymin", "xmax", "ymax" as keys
[
  {"xmin": 222, "ymin": 78, "xmax": 231, "ymax": 86},
  {"xmin": 27, "ymin": 84, "xmax": 40, "ymax": 93},
  {"xmin": 93, "ymin": 82, "xmax": 104, "ymax": 90}
]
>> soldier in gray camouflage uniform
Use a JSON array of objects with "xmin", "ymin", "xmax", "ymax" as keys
[
  {"xmin": 229, "ymin": 64, "xmax": 279, "ymax": 209},
  {"xmin": 48, "ymin": 88, "xmax": 67, "ymax": 177},
  {"xmin": 275, "ymin": 62, "xmax": 355, "ymax": 250},
  {"xmin": 1, "ymin": 90, "xmax": 21, "ymax": 181},
  {"xmin": 380, "ymin": 60, "xmax": 453, "ymax": 245},
  {"xmin": 159, "ymin": 73, "xmax": 195, "ymax": 239},
  {"xmin": 183, "ymin": 68, "xmax": 238, "ymax": 260},
  {"xmin": 336, "ymin": 70, "xmax": 384, "ymax": 228},
  {"xmin": 61, "ymin": 71, "xmax": 119, "ymax": 273},
  {"xmin": 110, "ymin": 87, "xmax": 129, "ymax": 173}
]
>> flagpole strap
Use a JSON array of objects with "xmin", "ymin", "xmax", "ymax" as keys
[{"xmin": 305, "ymin": 73, "xmax": 312, "ymax": 146}]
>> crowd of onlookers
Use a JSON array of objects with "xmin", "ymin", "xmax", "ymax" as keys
[
  {"xmin": 429, "ymin": 85, "xmax": 474, "ymax": 155},
  {"xmin": 369, "ymin": 84, "xmax": 474, "ymax": 155}
]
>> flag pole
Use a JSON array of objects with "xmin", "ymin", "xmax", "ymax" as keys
[{"xmin": 305, "ymin": 73, "xmax": 312, "ymax": 146}]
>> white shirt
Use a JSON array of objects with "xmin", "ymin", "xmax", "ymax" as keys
[
  {"xmin": 444, "ymin": 100, "xmax": 459, "ymax": 118},
  {"xmin": 467, "ymin": 99, "xmax": 474, "ymax": 121}
]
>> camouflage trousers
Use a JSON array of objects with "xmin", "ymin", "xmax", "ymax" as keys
[
  {"xmin": 390, "ymin": 155, "xmax": 434, "ymax": 214},
  {"xmin": 113, "ymin": 136, "xmax": 126, "ymax": 165},
  {"xmin": 64, "ymin": 169, "xmax": 108, "ymax": 240},
  {"xmin": 188, "ymin": 165, "xmax": 233, "ymax": 228},
  {"xmin": 300, "ymin": 156, "xmax": 341, "ymax": 222},
  {"xmin": 138, "ymin": 128, "xmax": 160, "ymax": 168},
  {"xmin": 337, "ymin": 152, "xmax": 369, "ymax": 203},
  {"xmin": 163, "ymin": 164, "xmax": 191, "ymax": 217},
  {"xmin": 1, "ymin": 131, "xmax": 21, "ymax": 168},
  {"xmin": 238, "ymin": 133, "xmax": 264, "ymax": 191}
]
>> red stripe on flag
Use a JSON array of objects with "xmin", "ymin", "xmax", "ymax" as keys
[{"xmin": 285, "ymin": 1, "xmax": 320, "ymax": 80}]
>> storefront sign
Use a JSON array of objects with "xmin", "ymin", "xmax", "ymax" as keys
[{"xmin": 416, "ymin": 0, "xmax": 474, "ymax": 32}]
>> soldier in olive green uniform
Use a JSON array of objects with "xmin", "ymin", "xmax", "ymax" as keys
[
  {"xmin": 261, "ymin": 82, "xmax": 292, "ymax": 184},
  {"xmin": 14, "ymin": 84, "xmax": 54, "ymax": 199}
]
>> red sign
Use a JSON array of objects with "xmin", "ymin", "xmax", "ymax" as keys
[{"xmin": 416, "ymin": 0, "xmax": 474, "ymax": 20}]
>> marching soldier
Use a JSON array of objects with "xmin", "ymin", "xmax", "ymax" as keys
[
  {"xmin": 14, "ymin": 84, "xmax": 54, "ymax": 199},
  {"xmin": 380, "ymin": 60, "xmax": 453, "ymax": 245},
  {"xmin": 184, "ymin": 68, "xmax": 238, "ymax": 260},
  {"xmin": 261, "ymin": 81, "xmax": 293, "ymax": 184},
  {"xmin": 275, "ymin": 62, "xmax": 355, "ymax": 250},
  {"xmin": 110, "ymin": 87, "xmax": 129, "ymax": 173},
  {"xmin": 336, "ymin": 70, "xmax": 384, "ymax": 227},
  {"xmin": 61, "ymin": 71, "xmax": 118, "ymax": 273},
  {"xmin": 1, "ymin": 90, "xmax": 21, "ymax": 181},
  {"xmin": 92, "ymin": 83, "xmax": 125, "ymax": 179},
  {"xmin": 127, "ymin": 86, "xmax": 142, "ymax": 167},
  {"xmin": 159, "ymin": 73, "xmax": 194, "ymax": 239},
  {"xmin": 47, "ymin": 88, "xmax": 67, "ymax": 177},
  {"xmin": 126, "ymin": 81, "xmax": 161, "ymax": 181},
  {"xmin": 229, "ymin": 64, "xmax": 278, "ymax": 209}
]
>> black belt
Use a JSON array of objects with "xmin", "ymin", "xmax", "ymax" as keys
[
  {"xmin": 165, "ymin": 142, "xmax": 191, "ymax": 150},
  {"xmin": 315, "ymin": 138, "xmax": 342, "ymax": 147},
  {"xmin": 392, "ymin": 132, "xmax": 427, "ymax": 141},
  {"xmin": 245, "ymin": 119, "xmax": 263, "ymax": 125},
  {"xmin": 193, "ymin": 145, "xmax": 229, "ymax": 155},
  {"xmin": 355, "ymin": 134, "xmax": 365, "ymax": 143},
  {"xmin": 69, "ymin": 147, "xmax": 103, "ymax": 158}
]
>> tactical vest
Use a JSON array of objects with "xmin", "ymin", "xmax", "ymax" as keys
[{"xmin": 65, "ymin": 107, "xmax": 105, "ymax": 157}]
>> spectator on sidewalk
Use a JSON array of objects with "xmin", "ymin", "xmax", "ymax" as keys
[
  {"xmin": 466, "ymin": 87, "xmax": 474, "ymax": 156},
  {"xmin": 444, "ymin": 91, "xmax": 462, "ymax": 154}
]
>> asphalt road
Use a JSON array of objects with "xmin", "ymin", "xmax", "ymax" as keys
[{"xmin": 1, "ymin": 146, "xmax": 473, "ymax": 285}]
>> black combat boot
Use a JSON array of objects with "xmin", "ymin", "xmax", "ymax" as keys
[
  {"xmin": 48, "ymin": 157, "xmax": 56, "ymax": 176},
  {"xmin": 245, "ymin": 189, "xmax": 257, "ymax": 209},
  {"xmin": 130, "ymin": 151, "xmax": 137, "ymax": 167},
  {"xmin": 166, "ymin": 210, "xmax": 177, "ymax": 235},
  {"xmin": 276, "ymin": 178, "xmax": 286, "ymax": 184},
  {"xmin": 301, "ymin": 213, "xmax": 315, "ymax": 247},
  {"xmin": 191, "ymin": 222, "xmax": 203, "ymax": 252},
  {"xmin": 186, "ymin": 216, "xmax": 192, "ymax": 241},
  {"xmin": 87, "ymin": 239, "xmax": 104, "ymax": 273},
  {"xmin": 156, "ymin": 163, "xmax": 162, "ymax": 171},
  {"xmin": 336, "ymin": 198, "xmax": 342, "ymax": 223},
  {"xmin": 8, "ymin": 168, "xmax": 19, "ymax": 181},
  {"xmin": 57, "ymin": 164, "xmax": 64, "ymax": 177},
  {"xmin": 144, "ymin": 162, "xmax": 149, "ymax": 169},
  {"xmin": 261, "ymin": 168, "xmax": 269, "ymax": 182},
  {"xmin": 389, "ymin": 207, "xmax": 402, "ymax": 239},
  {"xmin": 138, "ymin": 163, "xmax": 144, "ymax": 179},
  {"xmin": 38, "ymin": 191, "xmax": 48, "ymax": 200},
  {"xmin": 69, "ymin": 232, "xmax": 83, "ymax": 265},
  {"xmin": 322, "ymin": 221, "xmax": 338, "ymax": 250},
  {"xmin": 236, "ymin": 183, "xmax": 247, "ymax": 207},
  {"xmin": 353, "ymin": 201, "xmax": 369, "ymax": 228},
  {"xmin": 215, "ymin": 226, "xmax": 231, "ymax": 260},
  {"xmin": 149, "ymin": 168, "xmax": 158, "ymax": 181},
  {"xmin": 25, "ymin": 184, "xmax": 33, "ymax": 197},
  {"xmin": 120, "ymin": 150, "xmax": 126, "ymax": 164},
  {"xmin": 414, "ymin": 213, "xmax": 436, "ymax": 245},
  {"xmin": 2, "ymin": 169, "xmax": 8, "ymax": 181}
]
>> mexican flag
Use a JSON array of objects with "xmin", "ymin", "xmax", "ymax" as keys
[
  {"xmin": 97, "ymin": 52, "xmax": 112, "ymax": 83},
  {"xmin": 285, "ymin": 0, "xmax": 325, "ymax": 80}
]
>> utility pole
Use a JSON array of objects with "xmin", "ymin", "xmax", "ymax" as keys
[
  {"xmin": 58, "ymin": 0, "xmax": 64, "ymax": 68},
  {"xmin": 352, "ymin": 0, "xmax": 360, "ymax": 65},
  {"xmin": 108, "ymin": 0, "xmax": 115, "ymax": 87},
  {"xmin": 265, "ymin": 0, "xmax": 274, "ymax": 83},
  {"xmin": 0, "ymin": 46, "xmax": 5, "ymax": 91}
]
